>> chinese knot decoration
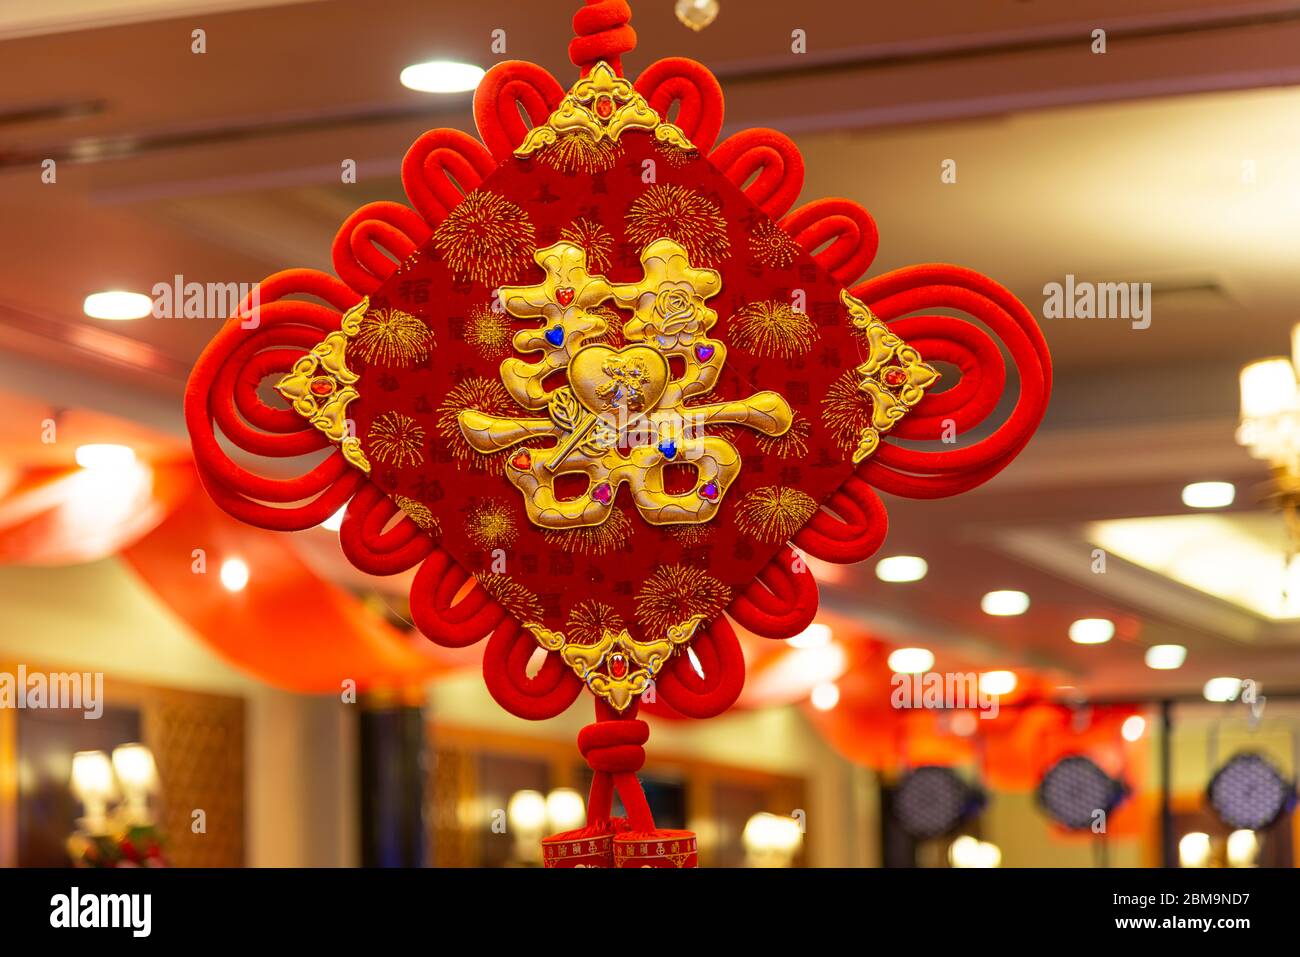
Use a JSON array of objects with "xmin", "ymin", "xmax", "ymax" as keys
[{"xmin": 186, "ymin": 0, "xmax": 1050, "ymax": 868}]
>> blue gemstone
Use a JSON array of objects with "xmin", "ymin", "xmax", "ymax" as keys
[
  {"xmin": 658, "ymin": 438, "xmax": 678, "ymax": 460},
  {"xmin": 545, "ymin": 325, "xmax": 565, "ymax": 347}
]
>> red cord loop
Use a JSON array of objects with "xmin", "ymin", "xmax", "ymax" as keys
[
  {"xmin": 570, "ymin": 0, "xmax": 636, "ymax": 76},
  {"xmin": 578, "ymin": 718, "xmax": 649, "ymax": 773}
]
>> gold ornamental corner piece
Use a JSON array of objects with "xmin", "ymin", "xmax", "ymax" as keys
[
  {"xmin": 841, "ymin": 290, "xmax": 940, "ymax": 464},
  {"xmin": 276, "ymin": 297, "xmax": 372, "ymax": 474},
  {"xmin": 515, "ymin": 61, "xmax": 696, "ymax": 160},
  {"xmin": 524, "ymin": 614, "xmax": 707, "ymax": 712}
]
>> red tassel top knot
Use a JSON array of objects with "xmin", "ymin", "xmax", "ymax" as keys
[
  {"xmin": 578, "ymin": 718, "xmax": 649, "ymax": 773},
  {"xmin": 570, "ymin": 0, "xmax": 636, "ymax": 76}
]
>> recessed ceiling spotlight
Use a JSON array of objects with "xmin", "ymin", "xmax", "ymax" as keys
[
  {"xmin": 810, "ymin": 682, "xmax": 840, "ymax": 711},
  {"xmin": 321, "ymin": 506, "xmax": 346, "ymax": 533},
  {"xmin": 875, "ymin": 555, "xmax": 928, "ymax": 583},
  {"xmin": 786, "ymin": 622, "xmax": 832, "ymax": 649},
  {"xmin": 1181, "ymin": 481, "xmax": 1235, "ymax": 509},
  {"xmin": 83, "ymin": 290, "xmax": 152, "ymax": 320},
  {"xmin": 1069, "ymin": 618, "xmax": 1114, "ymax": 645},
  {"xmin": 400, "ymin": 60, "xmax": 485, "ymax": 93},
  {"xmin": 979, "ymin": 670, "xmax": 1017, "ymax": 696},
  {"xmin": 74, "ymin": 444, "xmax": 137, "ymax": 470},
  {"xmin": 1203, "ymin": 677, "xmax": 1243, "ymax": 702},
  {"xmin": 1144, "ymin": 644, "xmax": 1187, "ymax": 670},
  {"xmin": 981, "ymin": 590, "xmax": 1029, "ymax": 616},
  {"xmin": 888, "ymin": 647, "xmax": 934, "ymax": 674}
]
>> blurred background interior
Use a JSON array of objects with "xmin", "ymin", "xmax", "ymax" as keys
[{"xmin": 1, "ymin": 0, "xmax": 1299, "ymax": 867}]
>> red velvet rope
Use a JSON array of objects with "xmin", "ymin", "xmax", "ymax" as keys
[
  {"xmin": 473, "ymin": 62, "xmax": 565, "ymax": 162},
  {"xmin": 482, "ymin": 618, "xmax": 583, "ymax": 720},
  {"xmin": 852, "ymin": 264, "xmax": 1052, "ymax": 499},
  {"xmin": 710, "ymin": 128, "xmax": 806, "ymax": 219},
  {"xmin": 331, "ymin": 201, "xmax": 431, "ymax": 295},
  {"xmin": 401, "ymin": 129, "xmax": 498, "ymax": 227},
  {"xmin": 408, "ymin": 549, "xmax": 505, "ymax": 647},
  {"xmin": 338, "ymin": 481, "xmax": 436, "ymax": 576},
  {"xmin": 580, "ymin": 701, "xmax": 654, "ymax": 832},
  {"xmin": 728, "ymin": 544, "xmax": 819, "ymax": 638},
  {"xmin": 634, "ymin": 57, "xmax": 724, "ymax": 154},
  {"xmin": 571, "ymin": 0, "xmax": 636, "ymax": 76},
  {"xmin": 184, "ymin": 268, "xmax": 369, "ymax": 532},
  {"xmin": 781, "ymin": 198, "xmax": 880, "ymax": 286},
  {"xmin": 793, "ymin": 476, "xmax": 889, "ymax": 564},
  {"xmin": 653, "ymin": 616, "xmax": 745, "ymax": 718}
]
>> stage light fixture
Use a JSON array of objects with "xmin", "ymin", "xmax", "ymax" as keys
[
  {"xmin": 892, "ymin": 766, "xmax": 986, "ymax": 840},
  {"xmin": 1207, "ymin": 752, "xmax": 1296, "ymax": 831},
  {"xmin": 1037, "ymin": 755, "xmax": 1127, "ymax": 830}
]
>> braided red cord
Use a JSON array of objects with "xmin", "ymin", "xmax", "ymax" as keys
[{"xmin": 571, "ymin": 0, "xmax": 636, "ymax": 76}]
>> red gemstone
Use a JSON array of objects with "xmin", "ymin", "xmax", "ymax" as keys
[
  {"xmin": 609, "ymin": 654, "xmax": 628, "ymax": 679},
  {"xmin": 511, "ymin": 451, "xmax": 532, "ymax": 470},
  {"xmin": 556, "ymin": 287, "xmax": 575, "ymax": 307},
  {"xmin": 309, "ymin": 377, "xmax": 335, "ymax": 397},
  {"xmin": 883, "ymin": 367, "xmax": 907, "ymax": 387},
  {"xmin": 595, "ymin": 96, "xmax": 614, "ymax": 119}
]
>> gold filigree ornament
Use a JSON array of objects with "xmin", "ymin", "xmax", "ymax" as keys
[
  {"xmin": 276, "ymin": 297, "xmax": 371, "ymax": 473},
  {"xmin": 526, "ymin": 614, "xmax": 707, "ymax": 711},
  {"xmin": 515, "ymin": 61, "xmax": 695, "ymax": 163},
  {"xmin": 839, "ymin": 290, "xmax": 941, "ymax": 464},
  {"xmin": 457, "ymin": 237, "xmax": 794, "ymax": 530}
]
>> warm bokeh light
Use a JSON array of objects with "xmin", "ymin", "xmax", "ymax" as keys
[
  {"xmin": 888, "ymin": 647, "xmax": 934, "ymax": 674},
  {"xmin": 1068, "ymin": 617, "xmax": 1115, "ymax": 644},
  {"xmin": 787, "ymin": 622, "xmax": 832, "ymax": 648},
  {"xmin": 1226, "ymin": 829, "xmax": 1260, "ymax": 867},
  {"xmin": 979, "ymin": 670, "xmax": 1017, "ymax": 696},
  {"xmin": 1121, "ymin": 715, "xmax": 1146, "ymax": 742},
  {"xmin": 400, "ymin": 60, "xmax": 485, "ymax": 93},
  {"xmin": 321, "ymin": 507, "xmax": 346, "ymax": 532},
  {"xmin": 1179, "ymin": 831, "xmax": 1212, "ymax": 867},
  {"xmin": 74, "ymin": 443, "xmax": 137, "ymax": 470},
  {"xmin": 1144, "ymin": 644, "xmax": 1187, "ymax": 670},
  {"xmin": 506, "ymin": 789, "xmax": 546, "ymax": 832},
  {"xmin": 219, "ymin": 558, "xmax": 250, "ymax": 592},
  {"xmin": 875, "ymin": 555, "xmax": 928, "ymax": 583},
  {"xmin": 948, "ymin": 835, "xmax": 1002, "ymax": 868},
  {"xmin": 83, "ymin": 290, "xmax": 153, "ymax": 320},
  {"xmin": 981, "ymin": 590, "xmax": 1029, "ymax": 616},
  {"xmin": 1203, "ymin": 676, "xmax": 1243, "ymax": 702},
  {"xmin": 544, "ymin": 788, "xmax": 585, "ymax": 832},
  {"xmin": 810, "ymin": 682, "xmax": 840, "ymax": 711},
  {"xmin": 1181, "ymin": 481, "xmax": 1235, "ymax": 509}
]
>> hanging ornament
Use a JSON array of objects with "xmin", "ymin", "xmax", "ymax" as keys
[
  {"xmin": 184, "ymin": 0, "xmax": 1051, "ymax": 868},
  {"xmin": 675, "ymin": 0, "xmax": 720, "ymax": 32}
]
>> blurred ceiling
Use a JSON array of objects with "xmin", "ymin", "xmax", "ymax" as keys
[{"xmin": 1, "ymin": 0, "xmax": 1299, "ymax": 698}]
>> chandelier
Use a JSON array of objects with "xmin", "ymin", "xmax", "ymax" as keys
[{"xmin": 1238, "ymin": 328, "xmax": 1300, "ymax": 570}]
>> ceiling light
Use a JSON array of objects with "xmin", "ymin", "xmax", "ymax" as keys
[
  {"xmin": 321, "ymin": 506, "xmax": 346, "ymax": 532},
  {"xmin": 400, "ymin": 60, "xmax": 485, "ymax": 93},
  {"xmin": 83, "ymin": 290, "xmax": 152, "ymax": 320},
  {"xmin": 1089, "ymin": 515, "xmax": 1300, "ymax": 621},
  {"xmin": 1144, "ymin": 644, "xmax": 1187, "ymax": 670},
  {"xmin": 1069, "ymin": 617, "xmax": 1114, "ymax": 644},
  {"xmin": 786, "ymin": 622, "xmax": 832, "ymax": 649},
  {"xmin": 219, "ymin": 558, "xmax": 249, "ymax": 593},
  {"xmin": 1121, "ymin": 715, "xmax": 1146, "ymax": 742},
  {"xmin": 1181, "ymin": 481, "xmax": 1235, "ymax": 509},
  {"xmin": 544, "ymin": 788, "xmax": 585, "ymax": 832},
  {"xmin": 888, "ymin": 647, "xmax": 934, "ymax": 674},
  {"xmin": 981, "ymin": 590, "xmax": 1029, "ymax": 616},
  {"xmin": 979, "ymin": 670, "xmax": 1017, "ymax": 696},
  {"xmin": 74, "ymin": 443, "xmax": 136, "ymax": 470},
  {"xmin": 1226, "ymin": 829, "xmax": 1260, "ymax": 868},
  {"xmin": 810, "ymin": 682, "xmax": 839, "ymax": 711},
  {"xmin": 875, "ymin": 555, "xmax": 928, "ymax": 583},
  {"xmin": 1203, "ymin": 677, "xmax": 1243, "ymax": 702}
]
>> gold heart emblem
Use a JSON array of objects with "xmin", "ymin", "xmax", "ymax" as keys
[{"xmin": 568, "ymin": 344, "xmax": 669, "ymax": 418}]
